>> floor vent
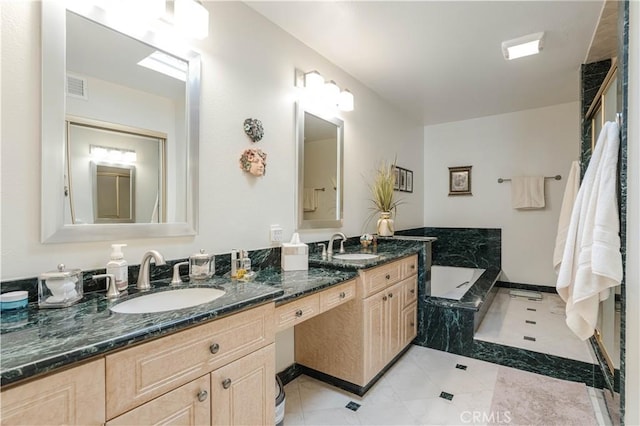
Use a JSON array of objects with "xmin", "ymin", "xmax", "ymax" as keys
[
  {"xmin": 526, "ymin": 320, "xmax": 537, "ymax": 324},
  {"xmin": 524, "ymin": 336, "xmax": 536, "ymax": 342},
  {"xmin": 455, "ymin": 364, "xmax": 467, "ymax": 370},
  {"xmin": 527, "ymin": 308, "xmax": 537, "ymax": 312}
]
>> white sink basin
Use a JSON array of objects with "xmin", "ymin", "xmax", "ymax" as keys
[
  {"xmin": 332, "ymin": 253, "xmax": 379, "ymax": 261},
  {"xmin": 110, "ymin": 288, "xmax": 225, "ymax": 314}
]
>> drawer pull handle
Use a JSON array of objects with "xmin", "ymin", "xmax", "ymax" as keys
[
  {"xmin": 210, "ymin": 343, "xmax": 220, "ymax": 354},
  {"xmin": 197, "ymin": 390, "xmax": 208, "ymax": 402},
  {"xmin": 222, "ymin": 378, "xmax": 232, "ymax": 389},
  {"xmin": 411, "ymin": 265, "xmax": 416, "ymax": 270},
  {"xmin": 295, "ymin": 309, "xmax": 303, "ymax": 317},
  {"xmin": 410, "ymin": 322, "xmax": 415, "ymax": 327},
  {"xmin": 385, "ymin": 274, "xmax": 391, "ymax": 280},
  {"xmin": 388, "ymin": 293, "xmax": 393, "ymax": 298},
  {"xmin": 410, "ymin": 289, "xmax": 416, "ymax": 294},
  {"xmin": 382, "ymin": 296, "xmax": 388, "ymax": 301},
  {"xmin": 339, "ymin": 292, "xmax": 346, "ymax": 299}
]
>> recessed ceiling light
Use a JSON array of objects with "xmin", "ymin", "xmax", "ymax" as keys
[{"xmin": 502, "ymin": 32, "xmax": 545, "ymax": 60}]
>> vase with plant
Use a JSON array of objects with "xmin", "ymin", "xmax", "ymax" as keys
[{"xmin": 368, "ymin": 160, "xmax": 402, "ymax": 237}]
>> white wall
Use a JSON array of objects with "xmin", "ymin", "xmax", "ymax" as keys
[{"xmin": 424, "ymin": 102, "xmax": 579, "ymax": 286}]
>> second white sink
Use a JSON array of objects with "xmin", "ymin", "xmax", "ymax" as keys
[
  {"xmin": 332, "ymin": 253, "xmax": 379, "ymax": 261},
  {"xmin": 110, "ymin": 288, "xmax": 225, "ymax": 314}
]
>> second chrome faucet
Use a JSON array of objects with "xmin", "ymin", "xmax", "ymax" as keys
[{"xmin": 327, "ymin": 232, "xmax": 347, "ymax": 256}]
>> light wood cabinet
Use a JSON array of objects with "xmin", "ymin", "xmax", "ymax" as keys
[
  {"xmin": 275, "ymin": 279, "xmax": 356, "ymax": 331},
  {"xmin": 106, "ymin": 302, "xmax": 274, "ymax": 419},
  {"xmin": 211, "ymin": 344, "xmax": 275, "ymax": 426},
  {"xmin": 295, "ymin": 255, "xmax": 419, "ymax": 389},
  {"xmin": 107, "ymin": 375, "xmax": 211, "ymax": 426},
  {"xmin": 0, "ymin": 359, "xmax": 105, "ymax": 426}
]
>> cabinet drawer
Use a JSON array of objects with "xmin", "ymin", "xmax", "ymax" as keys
[
  {"xmin": 401, "ymin": 276, "xmax": 418, "ymax": 308},
  {"xmin": 359, "ymin": 260, "xmax": 402, "ymax": 298},
  {"xmin": 275, "ymin": 293, "xmax": 320, "ymax": 332},
  {"xmin": 0, "ymin": 359, "xmax": 105, "ymax": 426},
  {"xmin": 401, "ymin": 255, "xmax": 418, "ymax": 279},
  {"xmin": 106, "ymin": 303, "xmax": 274, "ymax": 419},
  {"xmin": 319, "ymin": 280, "xmax": 356, "ymax": 313},
  {"xmin": 107, "ymin": 375, "xmax": 210, "ymax": 426},
  {"xmin": 402, "ymin": 302, "xmax": 418, "ymax": 347}
]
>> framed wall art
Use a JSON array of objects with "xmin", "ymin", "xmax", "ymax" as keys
[
  {"xmin": 406, "ymin": 170, "xmax": 413, "ymax": 193},
  {"xmin": 448, "ymin": 166, "xmax": 472, "ymax": 196}
]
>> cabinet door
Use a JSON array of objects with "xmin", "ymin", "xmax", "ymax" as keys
[
  {"xmin": 211, "ymin": 344, "xmax": 275, "ymax": 426},
  {"xmin": 363, "ymin": 291, "xmax": 387, "ymax": 383},
  {"xmin": 385, "ymin": 281, "xmax": 403, "ymax": 362},
  {"xmin": 0, "ymin": 359, "xmax": 105, "ymax": 426},
  {"xmin": 402, "ymin": 302, "xmax": 418, "ymax": 347},
  {"xmin": 107, "ymin": 375, "xmax": 210, "ymax": 426}
]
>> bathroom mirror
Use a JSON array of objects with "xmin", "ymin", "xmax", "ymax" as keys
[
  {"xmin": 41, "ymin": 2, "xmax": 200, "ymax": 243},
  {"xmin": 296, "ymin": 103, "xmax": 344, "ymax": 229}
]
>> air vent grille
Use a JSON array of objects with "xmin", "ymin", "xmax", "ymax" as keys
[{"xmin": 66, "ymin": 74, "xmax": 87, "ymax": 99}]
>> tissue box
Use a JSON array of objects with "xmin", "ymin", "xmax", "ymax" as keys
[{"xmin": 281, "ymin": 244, "xmax": 308, "ymax": 271}]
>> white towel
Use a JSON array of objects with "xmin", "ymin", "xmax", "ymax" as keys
[
  {"xmin": 556, "ymin": 121, "xmax": 622, "ymax": 340},
  {"xmin": 511, "ymin": 176, "xmax": 545, "ymax": 209},
  {"xmin": 303, "ymin": 188, "xmax": 316, "ymax": 212},
  {"xmin": 553, "ymin": 161, "xmax": 580, "ymax": 273}
]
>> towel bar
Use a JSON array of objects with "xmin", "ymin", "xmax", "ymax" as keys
[{"xmin": 497, "ymin": 175, "xmax": 561, "ymax": 184}]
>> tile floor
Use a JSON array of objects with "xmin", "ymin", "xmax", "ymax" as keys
[
  {"xmin": 282, "ymin": 345, "xmax": 611, "ymax": 425},
  {"xmin": 474, "ymin": 288, "xmax": 595, "ymax": 363}
]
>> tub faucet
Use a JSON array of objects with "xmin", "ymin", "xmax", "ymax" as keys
[
  {"xmin": 327, "ymin": 232, "xmax": 347, "ymax": 256},
  {"xmin": 137, "ymin": 250, "xmax": 166, "ymax": 291}
]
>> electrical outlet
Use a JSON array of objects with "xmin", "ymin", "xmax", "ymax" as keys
[{"xmin": 270, "ymin": 225, "xmax": 283, "ymax": 243}]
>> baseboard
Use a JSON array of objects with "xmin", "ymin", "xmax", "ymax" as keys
[
  {"xmin": 277, "ymin": 363, "xmax": 303, "ymax": 386},
  {"xmin": 496, "ymin": 280, "xmax": 558, "ymax": 294}
]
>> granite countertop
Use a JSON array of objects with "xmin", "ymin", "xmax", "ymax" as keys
[
  {"xmin": 309, "ymin": 238, "xmax": 424, "ymax": 270},
  {"xmin": 0, "ymin": 240, "xmax": 425, "ymax": 386}
]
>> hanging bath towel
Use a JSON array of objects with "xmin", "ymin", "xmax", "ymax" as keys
[
  {"xmin": 553, "ymin": 160, "xmax": 581, "ymax": 273},
  {"xmin": 511, "ymin": 176, "xmax": 545, "ymax": 209},
  {"xmin": 556, "ymin": 121, "xmax": 622, "ymax": 340}
]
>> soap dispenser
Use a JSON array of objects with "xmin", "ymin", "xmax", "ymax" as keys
[{"xmin": 106, "ymin": 244, "xmax": 128, "ymax": 292}]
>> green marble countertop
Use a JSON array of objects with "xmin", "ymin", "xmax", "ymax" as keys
[{"xmin": 1, "ymin": 240, "xmax": 424, "ymax": 386}]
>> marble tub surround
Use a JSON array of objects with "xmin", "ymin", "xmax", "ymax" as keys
[{"xmin": 396, "ymin": 227, "xmax": 502, "ymax": 269}]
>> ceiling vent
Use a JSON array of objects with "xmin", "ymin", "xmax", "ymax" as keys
[{"xmin": 66, "ymin": 74, "xmax": 88, "ymax": 100}]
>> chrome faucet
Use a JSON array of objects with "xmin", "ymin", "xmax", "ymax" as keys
[
  {"xmin": 327, "ymin": 232, "xmax": 347, "ymax": 256},
  {"xmin": 136, "ymin": 250, "xmax": 166, "ymax": 291}
]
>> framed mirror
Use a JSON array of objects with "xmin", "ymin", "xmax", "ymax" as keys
[
  {"xmin": 41, "ymin": 2, "xmax": 200, "ymax": 243},
  {"xmin": 296, "ymin": 103, "xmax": 344, "ymax": 229}
]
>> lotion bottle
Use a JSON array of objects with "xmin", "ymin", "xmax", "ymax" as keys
[{"xmin": 107, "ymin": 244, "xmax": 128, "ymax": 291}]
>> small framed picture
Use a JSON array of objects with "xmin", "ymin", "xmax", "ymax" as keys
[
  {"xmin": 400, "ymin": 168, "xmax": 407, "ymax": 191},
  {"xmin": 448, "ymin": 166, "xmax": 472, "ymax": 196},
  {"xmin": 406, "ymin": 170, "xmax": 413, "ymax": 193},
  {"xmin": 393, "ymin": 167, "xmax": 400, "ymax": 190}
]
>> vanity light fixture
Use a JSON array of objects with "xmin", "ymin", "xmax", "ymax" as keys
[
  {"xmin": 138, "ymin": 50, "xmax": 188, "ymax": 81},
  {"xmin": 304, "ymin": 70, "xmax": 325, "ymax": 89},
  {"xmin": 298, "ymin": 70, "xmax": 355, "ymax": 112},
  {"xmin": 174, "ymin": 0, "xmax": 209, "ymax": 40},
  {"xmin": 90, "ymin": 145, "xmax": 137, "ymax": 164},
  {"xmin": 502, "ymin": 32, "xmax": 545, "ymax": 60}
]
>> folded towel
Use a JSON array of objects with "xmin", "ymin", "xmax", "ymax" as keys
[
  {"xmin": 511, "ymin": 176, "xmax": 545, "ymax": 209},
  {"xmin": 556, "ymin": 121, "xmax": 622, "ymax": 340},
  {"xmin": 553, "ymin": 161, "xmax": 580, "ymax": 273},
  {"xmin": 303, "ymin": 188, "xmax": 316, "ymax": 212}
]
